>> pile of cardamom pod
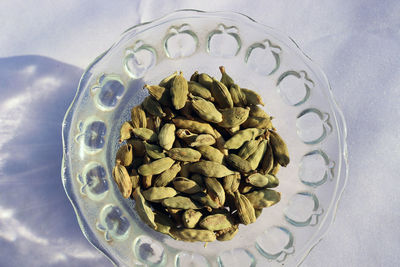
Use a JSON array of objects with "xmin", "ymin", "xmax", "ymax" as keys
[{"xmin": 113, "ymin": 66, "xmax": 289, "ymax": 242}]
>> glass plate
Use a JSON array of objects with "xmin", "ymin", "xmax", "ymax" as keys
[{"xmin": 62, "ymin": 9, "xmax": 348, "ymax": 267}]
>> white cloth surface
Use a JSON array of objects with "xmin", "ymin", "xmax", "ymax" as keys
[{"xmin": 0, "ymin": 1, "xmax": 399, "ymax": 266}]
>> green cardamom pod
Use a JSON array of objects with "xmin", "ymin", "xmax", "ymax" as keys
[
  {"xmin": 169, "ymin": 228, "xmax": 216, "ymax": 242},
  {"xmin": 153, "ymin": 162, "xmax": 181, "ymax": 187},
  {"xmin": 119, "ymin": 121, "xmax": 134, "ymax": 142},
  {"xmin": 188, "ymin": 81, "xmax": 214, "ymax": 100},
  {"xmin": 190, "ymin": 192, "xmax": 220, "ymax": 209},
  {"xmin": 154, "ymin": 211, "xmax": 174, "ymax": 234},
  {"xmin": 247, "ymin": 140, "xmax": 268, "ymax": 170},
  {"xmin": 266, "ymin": 174, "xmax": 279, "ymax": 188},
  {"xmin": 190, "ymin": 71, "xmax": 199, "ymax": 82},
  {"xmin": 216, "ymin": 224, "xmax": 239, "ymax": 241},
  {"xmin": 211, "ymin": 78, "xmax": 234, "ymax": 108},
  {"xmin": 144, "ymin": 142, "xmax": 166, "ymax": 160},
  {"xmin": 173, "ymin": 177, "xmax": 203, "ymax": 194},
  {"xmin": 167, "ymin": 148, "xmax": 202, "ymax": 162},
  {"xmin": 144, "ymin": 84, "xmax": 171, "ymax": 107},
  {"xmin": 241, "ymin": 88, "xmax": 264, "ymax": 106},
  {"xmin": 199, "ymin": 213, "xmax": 233, "ymax": 231},
  {"xmin": 161, "ymin": 196, "xmax": 202, "ymax": 210},
  {"xmin": 130, "ymin": 105, "xmax": 147, "ymax": 128},
  {"xmin": 205, "ymin": 178, "xmax": 225, "ymax": 207},
  {"xmin": 142, "ymin": 96, "xmax": 166, "ymax": 117},
  {"xmin": 159, "ymin": 71, "xmax": 177, "ymax": 88},
  {"xmin": 249, "ymin": 105, "xmax": 270, "ymax": 118},
  {"xmin": 132, "ymin": 128, "xmax": 158, "ymax": 143},
  {"xmin": 189, "ymin": 161, "xmax": 234, "ymax": 178},
  {"xmin": 260, "ymin": 142, "xmax": 274, "ymax": 174},
  {"xmin": 112, "ymin": 163, "xmax": 132, "ymax": 198},
  {"xmin": 269, "ymin": 130, "xmax": 290, "ymax": 167},
  {"xmin": 133, "ymin": 187, "xmax": 157, "ymax": 229},
  {"xmin": 234, "ymin": 191, "xmax": 256, "ymax": 225},
  {"xmin": 224, "ymin": 128, "xmax": 265, "ymax": 149},
  {"xmin": 198, "ymin": 73, "xmax": 213, "ymax": 89},
  {"xmin": 191, "ymin": 96, "xmax": 222, "ymax": 123},
  {"xmin": 218, "ymin": 107, "xmax": 250, "ymax": 128},
  {"xmin": 171, "ymin": 71, "xmax": 189, "ymax": 110},
  {"xmin": 242, "ymin": 116, "xmax": 273, "ymax": 129},
  {"xmin": 158, "ymin": 123, "xmax": 176, "ymax": 150},
  {"xmin": 127, "ymin": 138, "xmax": 146, "ymax": 157},
  {"xmin": 219, "ymin": 66, "xmax": 235, "ymax": 88},
  {"xmin": 138, "ymin": 157, "xmax": 175, "ymax": 176},
  {"xmin": 196, "ymin": 145, "xmax": 224, "ymax": 163},
  {"xmin": 245, "ymin": 188, "xmax": 281, "ymax": 209},
  {"xmin": 116, "ymin": 144, "xmax": 133, "ymax": 166},
  {"xmin": 238, "ymin": 139, "xmax": 262, "ymax": 160},
  {"xmin": 246, "ymin": 173, "xmax": 270, "ymax": 187},
  {"xmin": 142, "ymin": 187, "xmax": 177, "ymax": 203},
  {"xmin": 182, "ymin": 209, "xmax": 203, "ymax": 228},
  {"xmin": 225, "ymin": 154, "xmax": 253, "ymax": 173},
  {"xmin": 130, "ymin": 169, "xmax": 140, "ymax": 190},
  {"xmin": 172, "ymin": 117, "xmax": 216, "ymax": 137},
  {"xmin": 223, "ymin": 172, "xmax": 241, "ymax": 193},
  {"xmin": 187, "ymin": 134, "xmax": 216, "ymax": 147},
  {"xmin": 229, "ymin": 83, "xmax": 246, "ymax": 107}
]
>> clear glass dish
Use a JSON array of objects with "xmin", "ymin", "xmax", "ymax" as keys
[{"xmin": 61, "ymin": 10, "xmax": 348, "ymax": 267}]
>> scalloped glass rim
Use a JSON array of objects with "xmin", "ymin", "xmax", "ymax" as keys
[{"xmin": 61, "ymin": 9, "xmax": 348, "ymax": 267}]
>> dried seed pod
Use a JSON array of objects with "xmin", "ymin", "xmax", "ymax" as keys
[
  {"xmin": 224, "ymin": 128, "xmax": 265, "ymax": 149},
  {"xmin": 188, "ymin": 81, "xmax": 214, "ymax": 101},
  {"xmin": 254, "ymin": 208, "xmax": 263, "ymax": 219},
  {"xmin": 234, "ymin": 191, "xmax": 256, "ymax": 225},
  {"xmin": 247, "ymin": 140, "xmax": 268, "ymax": 170},
  {"xmin": 144, "ymin": 143, "xmax": 166, "ymax": 159},
  {"xmin": 170, "ymin": 228, "xmax": 216, "ymax": 242},
  {"xmin": 238, "ymin": 139, "xmax": 262, "ymax": 160},
  {"xmin": 223, "ymin": 172, "xmax": 241, "ymax": 193},
  {"xmin": 242, "ymin": 116, "xmax": 273, "ymax": 129},
  {"xmin": 144, "ymin": 84, "xmax": 171, "ymax": 107},
  {"xmin": 213, "ymin": 128, "xmax": 228, "ymax": 155},
  {"xmin": 270, "ymin": 161, "xmax": 281, "ymax": 175},
  {"xmin": 211, "ymin": 78, "xmax": 234, "ymax": 108},
  {"xmin": 182, "ymin": 209, "xmax": 202, "ymax": 228},
  {"xmin": 167, "ymin": 148, "xmax": 202, "ymax": 162},
  {"xmin": 132, "ymin": 128, "xmax": 158, "ymax": 143},
  {"xmin": 196, "ymin": 145, "xmax": 224, "ymax": 163},
  {"xmin": 190, "ymin": 71, "xmax": 199, "ymax": 82},
  {"xmin": 131, "ymin": 105, "xmax": 147, "ymax": 128},
  {"xmin": 245, "ymin": 189, "xmax": 281, "ymax": 209},
  {"xmin": 158, "ymin": 123, "xmax": 176, "ymax": 150},
  {"xmin": 218, "ymin": 107, "xmax": 250, "ymax": 128},
  {"xmin": 225, "ymin": 154, "xmax": 252, "ymax": 173},
  {"xmin": 172, "ymin": 117, "xmax": 216, "ymax": 137},
  {"xmin": 141, "ymin": 155, "xmax": 153, "ymax": 189},
  {"xmin": 238, "ymin": 182, "xmax": 254, "ymax": 194},
  {"xmin": 241, "ymin": 88, "xmax": 264, "ymax": 106},
  {"xmin": 173, "ymin": 177, "xmax": 203, "ymax": 194},
  {"xmin": 190, "ymin": 192, "xmax": 220, "ymax": 209},
  {"xmin": 249, "ymin": 105, "xmax": 270, "ymax": 118},
  {"xmin": 205, "ymin": 178, "xmax": 225, "ymax": 207},
  {"xmin": 162, "ymin": 196, "xmax": 202, "ymax": 210},
  {"xmin": 198, "ymin": 73, "xmax": 213, "ymax": 89},
  {"xmin": 261, "ymin": 143, "xmax": 274, "ymax": 174},
  {"xmin": 142, "ymin": 187, "xmax": 177, "ymax": 202},
  {"xmin": 189, "ymin": 161, "xmax": 234, "ymax": 178},
  {"xmin": 159, "ymin": 71, "xmax": 177, "ymax": 88},
  {"xmin": 171, "ymin": 72, "xmax": 189, "ymax": 110},
  {"xmin": 153, "ymin": 162, "xmax": 181, "ymax": 187},
  {"xmin": 229, "ymin": 84, "xmax": 246, "ymax": 107},
  {"xmin": 112, "ymin": 163, "xmax": 132, "ymax": 198},
  {"xmin": 187, "ymin": 134, "xmax": 216, "ymax": 147},
  {"xmin": 191, "ymin": 96, "xmax": 222, "ymax": 123},
  {"xmin": 142, "ymin": 96, "xmax": 166, "ymax": 117},
  {"xmin": 199, "ymin": 213, "xmax": 233, "ymax": 231},
  {"xmin": 133, "ymin": 188, "xmax": 156, "ymax": 229},
  {"xmin": 116, "ymin": 144, "xmax": 133, "ymax": 166},
  {"xmin": 219, "ymin": 66, "xmax": 235, "ymax": 88},
  {"xmin": 269, "ymin": 130, "xmax": 290, "ymax": 167},
  {"xmin": 119, "ymin": 121, "xmax": 134, "ymax": 142},
  {"xmin": 246, "ymin": 173, "xmax": 270, "ymax": 187},
  {"xmin": 266, "ymin": 174, "xmax": 279, "ymax": 188},
  {"xmin": 216, "ymin": 224, "xmax": 239, "ymax": 241},
  {"xmin": 154, "ymin": 211, "xmax": 174, "ymax": 234},
  {"xmin": 138, "ymin": 157, "xmax": 175, "ymax": 176}
]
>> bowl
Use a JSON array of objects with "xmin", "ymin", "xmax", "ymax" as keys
[{"xmin": 61, "ymin": 9, "xmax": 348, "ymax": 267}]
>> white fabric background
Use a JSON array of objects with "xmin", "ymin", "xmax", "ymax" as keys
[{"xmin": 0, "ymin": 1, "xmax": 399, "ymax": 266}]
